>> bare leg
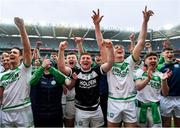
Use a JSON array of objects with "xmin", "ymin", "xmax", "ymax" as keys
[
  {"xmin": 174, "ymin": 116, "xmax": 180, "ymax": 127},
  {"xmin": 162, "ymin": 116, "xmax": 171, "ymax": 127}
]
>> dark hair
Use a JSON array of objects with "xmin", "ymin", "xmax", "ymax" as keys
[
  {"xmin": 162, "ymin": 47, "xmax": 173, "ymax": 52},
  {"xmin": 144, "ymin": 52, "xmax": 158, "ymax": 61},
  {"xmin": 95, "ymin": 52, "xmax": 101, "ymax": 57},
  {"xmin": 80, "ymin": 52, "xmax": 91, "ymax": 58},
  {"xmin": 11, "ymin": 47, "xmax": 22, "ymax": 56},
  {"xmin": 66, "ymin": 51, "xmax": 77, "ymax": 56},
  {"xmin": 2, "ymin": 51, "xmax": 9, "ymax": 54},
  {"xmin": 51, "ymin": 52, "xmax": 57, "ymax": 56}
]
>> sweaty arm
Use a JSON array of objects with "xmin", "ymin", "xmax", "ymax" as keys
[
  {"xmin": 58, "ymin": 41, "xmax": 72, "ymax": 76},
  {"xmin": 132, "ymin": 6, "xmax": 154, "ymax": 62},
  {"xmin": 101, "ymin": 40, "xmax": 114, "ymax": 72},
  {"xmin": 14, "ymin": 17, "xmax": 32, "ymax": 67}
]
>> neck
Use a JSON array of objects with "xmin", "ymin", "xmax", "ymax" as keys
[
  {"xmin": 114, "ymin": 57, "xmax": 124, "ymax": 63},
  {"xmin": 44, "ymin": 70, "xmax": 50, "ymax": 74},
  {"xmin": 165, "ymin": 60, "xmax": 174, "ymax": 64},
  {"xmin": 10, "ymin": 62, "xmax": 20, "ymax": 70}
]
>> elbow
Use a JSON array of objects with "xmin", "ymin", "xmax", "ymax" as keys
[
  {"xmin": 136, "ymin": 87, "xmax": 142, "ymax": 91},
  {"xmin": 162, "ymin": 91, "xmax": 169, "ymax": 96},
  {"xmin": 135, "ymin": 85, "xmax": 143, "ymax": 91},
  {"xmin": 64, "ymin": 84, "xmax": 73, "ymax": 90}
]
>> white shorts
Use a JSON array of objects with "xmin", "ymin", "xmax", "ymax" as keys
[
  {"xmin": 137, "ymin": 107, "xmax": 162, "ymax": 127},
  {"xmin": 107, "ymin": 99, "xmax": 137, "ymax": 123},
  {"xmin": 75, "ymin": 106, "xmax": 104, "ymax": 127},
  {"xmin": 1, "ymin": 105, "xmax": 34, "ymax": 127},
  {"xmin": 0, "ymin": 108, "xmax": 2, "ymax": 127},
  {"xmin": 64, "ymin": 88, "xmax": 75, "ymax": 119},
  {"xmin": 61, "ymin": 92, "xmax": 66, "ymax": 118},
  {"xmin": 64, "ymin": 100, "xmax": 76, "ymax": 119},
  {"xmin": 160, "ymin": 96, "xmax": 180, "ymax": 118}
]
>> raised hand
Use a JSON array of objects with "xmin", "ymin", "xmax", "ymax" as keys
[
  {"xmin": 162, "ymin": 40, "xmax": 171, "ymax": 48},
  {"xmin": 175, "ymin": 58, "xmax": 180, "ymax": 62},
  {"xmin": 72, "ymin": 72, "xmax": 78, "ymax": 80},
  {"xmin": 129, "ymin": 33, "xmax": 135, "ymax": 42},
  {"xmin": 72, "ymin": 34, "xmax": 84, "ymax": 44},
  {"xmin": 14, "ymin": 17, "xmax": 25, "ymax": 30},
  {"xmin": 92, "ymin": 9, "xmax": 104, "ymax": 26},
  {"xmin": 147, "ymin": 66, "xmax": 153, "ymax": 80},
  {"xmin": 162, "ymin": 69, "xmax": 172, "ymax": 80},
  {"xmin": 59, "ymin": 41, "xmax": 68, "ymax": 51},
  {"xmin": 36, "ymin": 41, "xmax": 43, "ymax": 48},
  {"xmin": 42, "ymin": 58, "xmax": 51, "ymax": 69},
  {"xmin": 103, "ymin": 39, "xmax": 113, "ymax": 48},
  {"xmin": 145, "ymin": 42, "xmax": 152, "ymax": 48},
  {"xmin": 143, "ymin": 6, "xmax": 154, "ymax": 22}
]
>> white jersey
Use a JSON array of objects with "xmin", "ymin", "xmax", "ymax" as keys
[
  {"xmin": 135, "ymin": 68, "xmax": 163, "ymax": 103},
  {"xmin": 107, "ymin": 55, "xmax": 136, "ymax": 101},
  {"xmin": 0, "ymin": 63, "xmax": 32, "ymax": 111},
  {"xmin": 0, "ymin": 64, "xmax": 4, "ymax": 73}
]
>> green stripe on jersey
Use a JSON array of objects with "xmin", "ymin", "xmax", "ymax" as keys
[{"xmin": 108, "ymin": 95, "xmax": 136, "ymax": 100}]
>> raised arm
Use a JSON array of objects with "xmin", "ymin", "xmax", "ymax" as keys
[
  {"xmin": 128, "ymin": 33, "xmax": 135, "ymax": 53},
  {"xmin": 14, "ymin": 17, "xmax": 32, "ymax": 67},
  {"xmin": 132, "ymin": 6, "xmax": 154, "ymax": 62},
  {"xmin": 32, "ymin": 41, "xmax": 42, "ymax": 60},
  {"xmin": 58, "ymin": 41, "xmax": 72, "ymax": 76},
  {"xmin": 92, "ymin": 9, "xmax": 107, "ymax": 62},
  {"xmin": 145, "ymin": 41, "xmax": 152, "ymax": 52},
  {"xmin": 73, "ymin": 36, "xmax": 84, "ymax": 55},
  {"xmin": 101, "ymin": 39, "xmax": 114, "ymax": 72}
]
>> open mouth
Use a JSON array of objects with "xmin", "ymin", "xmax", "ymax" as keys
[
  {"xmin": 69, "ymin": 61, "xmax": 74, "ymax": 65},
  {"xmin": 9, "ymin": 56, "xmax": 15, "ymax": 60},
  {"xmin": 149, "ymin": 63, "xmax": 156, "ymax": 67},
  {"xmin": 167, "ymin": 57, "xmax": 173, "ymax": 60},
  {"xmin": 83, "ymin": 62, "xmax": 89, "ymax": 66}
]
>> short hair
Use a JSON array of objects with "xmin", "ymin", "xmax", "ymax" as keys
[
  {"xmin": 66, "ymin": 51, "xmax": 78, "ymax": 59},
  {"xmin": 2, "ymin": 51, "xmax": 9, "ymax": 54},
  {"xmin": 144, "ymin": 52, "xmax": 158, "ymax": 61},
  {"xmin": 97, "ymin": 52, "xmax": 101, "ymax": 56},
  {"xmin": 162, "ymin": 47, "xmax": 173, "ymax": 52},
  {"xmin": 51, "ymin": 52, "xmax": 58, "ymax": 56},
  {"xmin": 11, "ymin": 47, "xmax": 22, "ymax": 56},
  {"xmin": 67, "ymin": 51, "xmax": 77, "ymax": 56},
  {"xmin": 1, "ymin": 51, "xmax": 9, "ymax": 60},
  {"xmin": 80, "ymin": 52, "xmax": 91, "ymax": 59}
]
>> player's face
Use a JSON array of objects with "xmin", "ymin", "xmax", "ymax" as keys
[
  {"xmin": 145, "ymin": 56, "xmax": 158, "ymax": 69},
  {"xmin": 34, "ymin": 59, "xmax": 41, "ymax": 67},
  {"xmin": 80, "ymin": 55, "xmax": 92, "ymax": 71},
  {"xmin": 95, "ymin": 55, "xmax": 102, "ymax": 64},
  {"xmin": 114, "ymin": 45, "xmax": 125, "ymax": 61},
  {"xmin": 163, "ymin": 50, "xmax": 174, "ymax": 63},
  {"xmin": 9, "ymin": 48, "xmax": 21, "ymax": 65},
  {"xmin": 2, "ymin": 55, "xmax": 10, "ymax": 70},
  {"xmin": 66, "ymin": 54, "xmax": 77, "ymax": 68},
  {"xmin": 51, "ymin": 54, "xmax": 58, "ymax": 61}
]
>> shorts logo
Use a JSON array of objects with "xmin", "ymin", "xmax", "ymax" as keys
[
  {"xmin": 110, "ymin": 113, "xmax": 114, "ymax": 118},
  {"xmin": 78, "ymin": 121, "xmax": 83, "ymax": 126}
]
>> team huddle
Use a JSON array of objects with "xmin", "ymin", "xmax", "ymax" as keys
[{"xmin": 0, "ymin": 6, "xmax": 180, "ymax": 128}]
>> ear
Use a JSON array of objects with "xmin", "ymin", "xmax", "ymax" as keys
[
  {"xmin": 162, "ymin": 52, "xmax": 165, "ymax": 57},
  {"xmin": 19, "ymin": 55, "xmax": 23, "ymax": 61}
]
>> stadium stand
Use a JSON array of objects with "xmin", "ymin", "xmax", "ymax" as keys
[{"xmin": 0, "ymin": 24, "xmax": 180, "ymax": 57}]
